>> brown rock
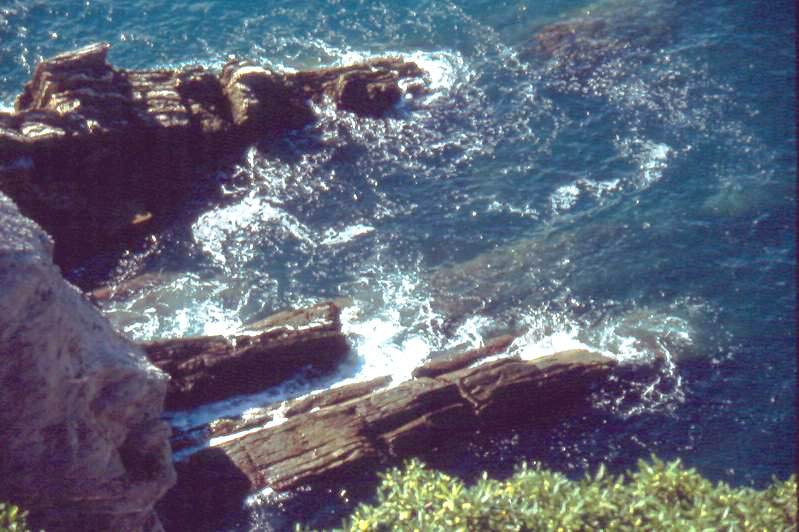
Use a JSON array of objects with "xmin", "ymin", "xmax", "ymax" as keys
[
  {"xmin": 412, "ymin": 333, "xmax": 517, "ymax": 378},
  {"xmin": 335, "ymin": 71, "xmax": 402, "ymax": 117},
  {"xmin": 0, "ymin": 45, "xmax": 426, "ymax": 280},
  {"xmin": 142, "ymin": 302, "xmax": 350, "ymax": 410},
  {"xmin": 284, "ymin": 375, "xmax": 393, "ymax": 418},
  {"xmin": 220, "ymin": 60, "xmax": 314, "ymax": 136},
  {"xmin": 159, "ymin": 348, "xmax": 614, "ymax": 528}
]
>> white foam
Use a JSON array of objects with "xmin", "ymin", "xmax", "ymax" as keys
[
  {"xmin": 615, "ymin": 138, "xmax": 672, "ymax": 190},
  {"xmin": 580, "ymin": 177, "xmax": 622, "ymax": 198},
  {"xmin": 105, "ymin": 274, "xmax": 243, "ymax": 341},
  {"xmin": 340, "ymin": 301, "xmax": 433, "ymax": 384},
  {"xmin": 639, "ymin": 142, "xmax": 671, "ymax": 187},
  {"xmin": 488, "ymin": 199, "xmax": 541, "ymax": 220},
  {"xmin": 550, "ymin": 183, "xmax": 580, "ymax": 213},
  {"xmin": 192, "ymin": 189, "xmax": 315, "ymax": 267},
  {"xmin": 321, "ymin": 224, "xmax": 374, "ymax": 246},
  {"xmin": 406, "ymin": 50, "xmax": 465, "ymax": 97},
  {"xmin": 511, "ymin": 328, "xmax": 596, "ymax": 361}
]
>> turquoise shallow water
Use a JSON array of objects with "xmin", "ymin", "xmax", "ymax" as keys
[{"xmin": 1, "ymin": 0, "xmax": 796, "ymax": 529}]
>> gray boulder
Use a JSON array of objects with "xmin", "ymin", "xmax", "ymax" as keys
[{"xmin": 0, "ymin": 192, "xmax": 176, "ymax": 531}]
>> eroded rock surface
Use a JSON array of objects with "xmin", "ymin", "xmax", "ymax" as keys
[
  {"xmin": 159, "ymin": 347, "xmax": 613, "ymax": 529},
  {"xmin": 143, "ymin": 302, "xmax": 350, "ymax": 410},
  {"xmin": 0, "ymin": 44, "xmax": 425, "ymax": 276},
  {"xmin": 0, "ymin": 192, "xmax": 175, "ymax": 532}
]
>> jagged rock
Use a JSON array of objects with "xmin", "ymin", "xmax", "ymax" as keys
[
  {"xmin": 143, "ymin": 302, "xmax": 350, "ymax": 410},
  {"xmin": 159, "ymin": 347, "xmax": 613, "ymax": 528},
  {"xmin": 0, "ymin": 43, "xmax": 235, "ymax": 271},
  {"xmin": 220, "ymin": 61, "xmax": 313, "ymax": 134},
  {"xmin": 335, "ymin": 71, "xmax": 402, "ymax": 117},
  {"xmin": 0, "ymin": 192, "xmax": 175, "ymax": 532},
  {"xmin": 288, "ymin": 57, "xmax": 425, "ymax": 116},
  {"xmin": 0, "ymin": 44, "xmax": 425, "ymax": 280}
]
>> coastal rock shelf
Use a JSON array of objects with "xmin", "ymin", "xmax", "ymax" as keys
[
  {"xmin": 0, "ymin": 43, "xmax": 425, "ymax": 272},
  {"xmin": 159, "ymin": 346, "xmax": 614, "ymax": 528},
  {"xmin": 143, "ymin": 302, "xmax": 350, "ymax": 410}
]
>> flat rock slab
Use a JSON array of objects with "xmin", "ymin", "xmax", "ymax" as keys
[
  {"xmin": 143, "ymin": 302, "xmax": 349, "ymax": 410},
  {"xmin": 160, "ymin": 348, "xmax": 614, "ymax": 527},
  {"xmin": 412, "ymin": 333, "xmax": 517, "ymax": 378}
]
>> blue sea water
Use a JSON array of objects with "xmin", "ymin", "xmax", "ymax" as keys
[{"xmin": 1, "ymin": 0, "xmax": 796, "ymax": 529}]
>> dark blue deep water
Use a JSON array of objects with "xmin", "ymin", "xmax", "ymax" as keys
[{"xmin": 2, "ymin": 0, "xmax": 796, "ymax": 529}]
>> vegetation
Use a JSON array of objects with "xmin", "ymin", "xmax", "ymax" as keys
[
  {"xmin": 330, "ymin": 457, "xmax": 796, "ymax": 531},
  {"xmin": 0, "ymin": 502, "xmax": 31, "ymax": 532}
]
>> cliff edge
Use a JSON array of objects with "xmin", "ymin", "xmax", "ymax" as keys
[{"xmin": 0, "ymin": 191, "xmax": 176, "ymax": 531}]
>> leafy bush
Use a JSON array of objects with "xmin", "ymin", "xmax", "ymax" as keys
[
  {"xmin": 334, "ymin": 457, "xmax": 796, "ymax": 531},
  {"xmin": 0, "ymin": 502, "xmax": 31, "ymax": 532}
]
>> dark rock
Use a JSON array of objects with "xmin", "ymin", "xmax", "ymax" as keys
[
  {"xmin": 220, "ymin": 60, "xmax": 314, "ymax": 135},
  {"xmin": 142, "ymin": 302, "xmax": 350, "ymax": 410},
  {"xmin": 0, "ymin": 45, "xmax": 425, "ymax": 282},
  {"xmin": 335, "ymin": 72, "xmax": 402, "ymax": 117},
  {"xmin": 159, "ymin": 348, "xmax": 614, "ymax": 523},
  {"xmin": 0, "ymin": 192, "xmax": 175, "ymax": 532},
  {"xmin": 284, "ymin": 375, "xmax": 393, "ymax": 417},
  {"xmin": 0, "ymin": 43, "xmax": 234, "ymax": 271},
  {"xmin": 412, "ymin": 334, "xmax": 517, "ymax": 378},
  {"xmin": 192, "ymin": 377, "xmax": 392, "ymax": 443},
  {"xmin": 440, "ymin": 349, "xmax": 613, "ymax": 422},
  {"xmin": 157, "ymin": 448, "xmax": 252, "ymax": 532}
]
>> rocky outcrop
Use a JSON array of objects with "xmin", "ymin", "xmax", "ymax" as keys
[
  {"xmin": 412, "ymin": 333, "xmax": 517, "ymax": 378},
  {"xmin": 159, "ymin": 347, "xmax": 614, "ymax": 529},
  {"xmin": 0, "ymin": 44, "xmax": 425, "ymax": 277},
  {"xmin": 143, "ymin": 302, "xmax": 350, "ymax": 410},
  {"xmin": 0, "ymin": 192, "xmax": 175, "ymax": 532}
]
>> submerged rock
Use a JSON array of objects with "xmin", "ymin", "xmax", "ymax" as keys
[
  {"xmin": 521, "ymin": 0, "xmax": 679, "ymax": 95},
  {"xmin": 0, "ymin": 192, "xmax": 175, "ymax": 532}
]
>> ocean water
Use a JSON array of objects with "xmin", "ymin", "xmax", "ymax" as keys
[{"xmin": 1, "ymin": 0, "xmax": 796, "ymax": 529}]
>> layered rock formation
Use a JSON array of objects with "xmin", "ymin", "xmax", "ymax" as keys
[
  {"xmin": 143, "ymin": 302, "xmax": 350, "ymax": 409},
  {"xmin": 0, "ymin": 192, "xmax": 175, "ymax": 532},
  {"xmin": 0, "ymin": 44, "xmax": 631, "ymax": 532},
  {"xmin": 159, "ymin": 346, "xmax": 614, "ymax": 529},
  {"xmin": 0, "ymin": 43, "xmax": 425, "ymax": 276}
]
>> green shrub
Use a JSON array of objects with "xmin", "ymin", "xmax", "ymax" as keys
[
  {"xmin": 0, "ymin": 502, "xmax": 31, "ymax": 532},
  {"xmin": 331, "ymin": 457, "xmax": 796, "ymax": 531}
]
